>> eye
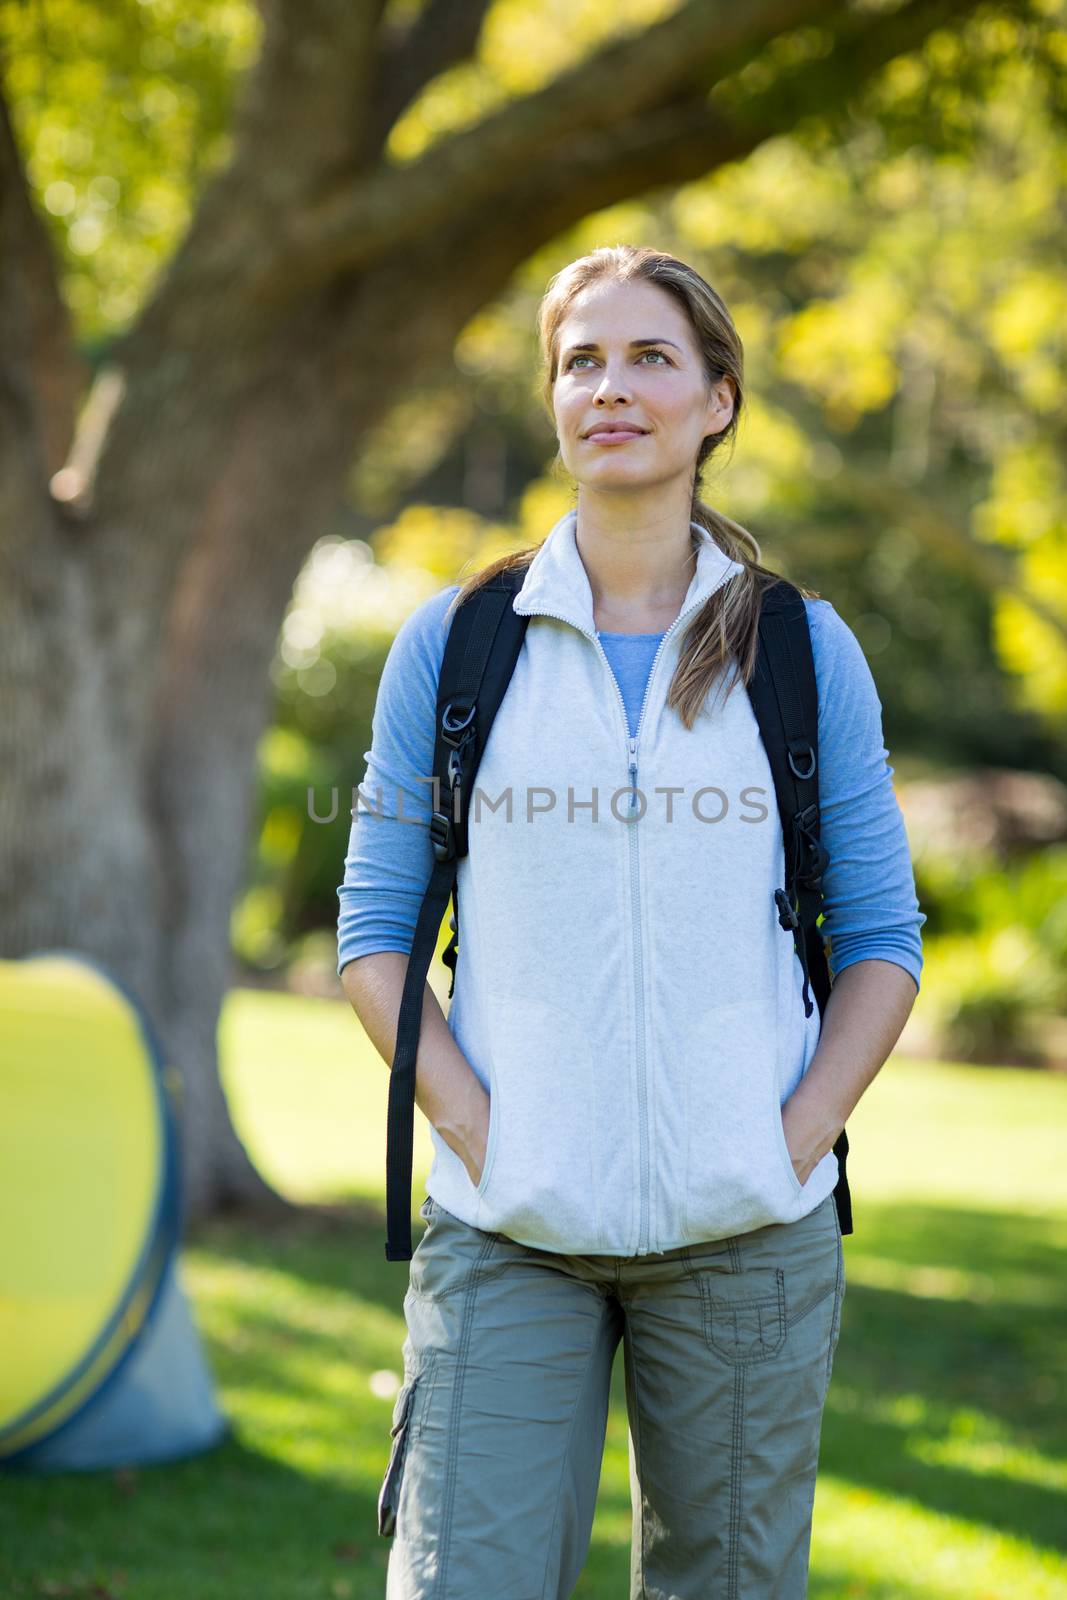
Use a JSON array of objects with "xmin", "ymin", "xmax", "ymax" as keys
[{"xmin": 562, "ymin": 348, "xmax": 671, "ymax": 371}]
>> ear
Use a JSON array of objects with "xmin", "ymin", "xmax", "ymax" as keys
[{"xmin": 703, "ymin": 373, "xmax": 736, "ymax": 437}]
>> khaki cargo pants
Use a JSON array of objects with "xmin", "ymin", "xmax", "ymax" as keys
[{"xmin": 377, "ymin": 1189, "xmax": 845, "ymax": 1599}]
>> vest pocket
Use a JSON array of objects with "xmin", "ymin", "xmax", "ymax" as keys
[
  {"xmin": 474, "ymin": 1071, "xmax": 499, "ymax": 1199},
  {"xmin": 377, "ymin": 1353, "xmax": 435, "ymax": 1538},
  {"xmin": 476, "ymin": 992, "xmax": 601, "ymax": 1251},
  {"xmin": 773, "ymin": 1090, "xmax": 804, "ymax": 1198},
  {"xmin": 682, "ymin": 1000, "xmax": 804, "ymax": 1239}
]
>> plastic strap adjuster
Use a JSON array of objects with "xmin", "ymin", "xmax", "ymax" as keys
[{"xmin": 429, "ymin": 811, "xmax": 455, "ymax": 862}]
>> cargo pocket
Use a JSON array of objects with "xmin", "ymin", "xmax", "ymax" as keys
[
  {"xmin": 700, "ymin": 1267, "xmax": 787, "ymax": 1366},
  {"xmin": 377, "ymin": 1352, "xmax": 435, "ymax": 1538}
]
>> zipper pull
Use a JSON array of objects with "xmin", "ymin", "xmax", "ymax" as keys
[{"xmin": 628, "ymin": 738, "xmax": 638, "ymax": 815}]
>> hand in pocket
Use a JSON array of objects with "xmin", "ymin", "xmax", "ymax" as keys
[
  {"xmin": 470, "ymin": 1094, "xmax": 492, "ymax": 1184},
  {"xmin": 463, "ymin": 1083, "xmax": 491, "ymax": 1189},
  {"xmin": 781, "ymin": 1094, "xmax": 823, "ymax": 1187},
  {"xmin": 435, "ymin": 1073, "xmax": 491, "ymax": 1187}
]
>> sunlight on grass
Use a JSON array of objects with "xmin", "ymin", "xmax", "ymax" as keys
[
  {"xmin": 217, "ymin": 988, "xmax": 438, "ymax": 1205},
  {"xmin": 812, "ymin": 1478, "xmax": 1067, "ymax": 1599},
  {"xmin": 845, "ymin": 1055, "xmax": 1067, "ymax": 1215},
  {"xmin": 829, "ymin": 1386, "xmax": 1067, "ymax": 1492},
  {"xmin": 839, "ymin": 1252, "xmax": 1064, "ymax": 1306},
  {"xmin": 180, "ymin": 1243, "xmax": 410, "ymax": 1500}
]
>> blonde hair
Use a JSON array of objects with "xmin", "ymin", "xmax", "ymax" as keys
[{"xmin": 451, "ymin": 244, "xmax": 817, "ymax": 727}]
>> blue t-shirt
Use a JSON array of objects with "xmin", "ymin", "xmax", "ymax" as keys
[{"xmin": 336, "ymin": 586, "xmax": 925, "ymax": 991}]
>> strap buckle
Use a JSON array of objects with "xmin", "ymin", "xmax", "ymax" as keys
[
  {"xmin": 429, "ymin": 811, "xmax": 455, "ymax": 863},
  {"xmin": 774, "ymin": 887, "xmax": 799, "ymax": 931},
  {"xmin": 792, "ymin": 803, "xmax": 829, "ymax": 892},
  {"xmin": 441, "ymin": 700, "xmax": 476, "ymax": 794}
]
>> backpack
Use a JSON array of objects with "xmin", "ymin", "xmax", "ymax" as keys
[{"xmin": 382, "ymin": 567, "xmax": 851, "ymax": 1261}]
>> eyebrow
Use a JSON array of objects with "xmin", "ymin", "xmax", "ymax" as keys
[{"xmin": 561, "ymin": 338, "xmax": 684, "ymax": 358}]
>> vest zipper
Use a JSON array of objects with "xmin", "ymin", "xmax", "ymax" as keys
[
  {"xmin": 606, "ymin": 630, "xmax": 669, "ymax": 1257},
  {"xmin": 515, "ymin": 567, "xmax": 737, "ymax": 1255},
  {"xmin": 593, "ymin": 645, "xmax": 652, "ymax": 1255}
]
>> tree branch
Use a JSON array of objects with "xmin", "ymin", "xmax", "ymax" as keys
[
  {"xmin": 254, "ymin": 0, "xmax": 844, "ymax": 298},
  {"xmin": 254, "ymin": 0, "xmax": 1030, "ymax": 305},
  {"xmin": 208, "ymin": 0, "xmax": 393, "ymax": 210},
  {"xmin": 367, "ymin": 0, "xmax": 495, "ymax": 155},
  {"xmin": 0, "ymin": 74, "xmax": 87, "ymax": 485},
  {"xmin": 372, "ymin": 0, "xmax": 1020, "ymax": 323}
]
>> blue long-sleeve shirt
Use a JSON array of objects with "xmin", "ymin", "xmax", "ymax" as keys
[{"xmin": 336, "ymin": 583, "xmax": 925, "ymax": 993}]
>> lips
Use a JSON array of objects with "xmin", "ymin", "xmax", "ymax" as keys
[{"xmin": 583, "ymin": 425, "xmax": 649, "ymax": 442}]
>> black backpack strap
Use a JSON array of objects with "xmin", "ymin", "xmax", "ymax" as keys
[
  {"xmin": 745, "ymin": 578, "xmax": 853, "ymax": 1235},
  {"xmin": 384, "ymin": 567, "xmax": 531, "ymax": 1260}
]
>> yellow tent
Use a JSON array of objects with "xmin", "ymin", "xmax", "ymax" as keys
[{"xmin": 0, "ymin": 952, "xmax": 227, "ymax": 1471}]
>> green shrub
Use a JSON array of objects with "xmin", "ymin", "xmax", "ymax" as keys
[{"xmin": 921, "ymin": 926, "xmax": 1061, "ymax": 1064}]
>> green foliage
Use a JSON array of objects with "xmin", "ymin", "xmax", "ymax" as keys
[
  {"xmin": 911, "ymin": 831, "xmax": 1067, "ymax": 1060},
  {"xmin": 233, "ymin": 507, "xmax": 538, "ymax": 974},
  {"xmin": 0, "ymin": 0, "xmax": 259, "ymax": 341},
  {"xmin": 515, "ymin": 8, "xmax": 1067, "ymax": 752},
  {"xmin": 917, "ymin": 842, "xmax": 1067, "ymax": 944},
  {"xmin": 922, "ymin": 925, "xmax": 1061, "ymax": 1064}
]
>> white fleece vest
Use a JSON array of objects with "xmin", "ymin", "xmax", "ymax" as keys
[{"xmin": 427, "ymin": 510, "xmax": 839, "ymax": 1255}]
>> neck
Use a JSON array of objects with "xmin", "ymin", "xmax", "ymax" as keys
[{"xmin": 574, "ymin": 496, "xmax": 698, "ymax": 624}]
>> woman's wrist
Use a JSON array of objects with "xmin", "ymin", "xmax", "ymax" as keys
[{"xmin": 435, "ymin": 1070, "xmax": 490, "ymax": 1178}]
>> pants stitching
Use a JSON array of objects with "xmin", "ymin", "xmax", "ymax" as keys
[
  {"xmin": 431, "ymin": 1229, "xmax": 498, "ymax": 1600},
  {"xmin": 827, "ymin": 1221, "xmax": 844, "ymax": 1384},
  {"xmin": 626, "ymin": 1316, "xmax": 648, "ymax": 1600},
  {"xmin": 786, "ymin": 1279, "xmax": 835, "ymax": 1331},
  {"xmin": 539, "ymin": 1322, "xmax": 604, "ymax": 1600},
  {"xmin": 728, "ymin": 1363, "xmax": 745, "ymax": 1600}
]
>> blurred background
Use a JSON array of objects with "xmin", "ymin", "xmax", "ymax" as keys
[{"xmin": 1, "ymin": 0, "xmax": 1065, "ymax": 1595}]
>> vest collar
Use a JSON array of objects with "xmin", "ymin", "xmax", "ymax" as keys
[{"xmin": 511, "ymin": 508, "xmax": 745, "ymax": 639}]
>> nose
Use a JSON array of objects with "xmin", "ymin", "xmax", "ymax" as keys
[{"xmin": 593, "ymin": 363, "xmax": 632, "ymax": 405}]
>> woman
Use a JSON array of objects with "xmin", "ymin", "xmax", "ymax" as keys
[{"xmin": 338, "ymin": 245, "xmax": 925, "ymax": 1599}]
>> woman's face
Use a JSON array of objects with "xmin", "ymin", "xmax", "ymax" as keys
[{"xmin": 552, "ymin": 278, "xmax": 735, "ymax": 495}]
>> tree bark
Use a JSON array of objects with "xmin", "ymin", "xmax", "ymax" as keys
[{"xmin": 0, "ymin": 0, "xmax": 1020, "ymax": 1226}]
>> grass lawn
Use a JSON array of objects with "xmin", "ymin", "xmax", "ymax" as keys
[{"xmin": 3, "ymin": 985, "xmax": 1066, "ymax": 1599}]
